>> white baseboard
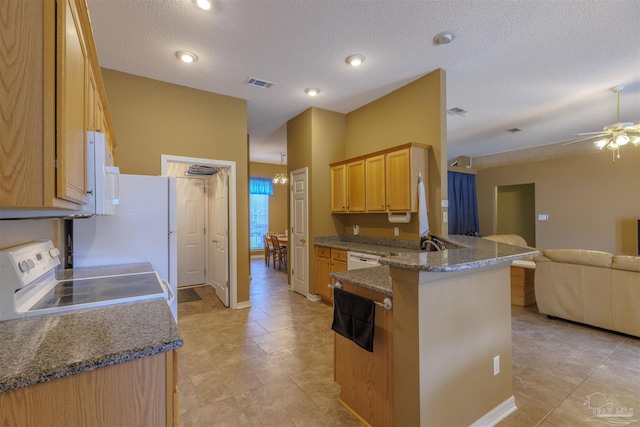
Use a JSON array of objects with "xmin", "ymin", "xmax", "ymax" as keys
[
  {"xmin": 470, "ymin": 396, "xmax": 517, "ymax": 427},
  {"xmin": 236, "ymin": 300, "xmax": 251, "ymax": 310},
  {"xmin": 307, "ymin": 294, "xmax": 321, "ymax": 302}
]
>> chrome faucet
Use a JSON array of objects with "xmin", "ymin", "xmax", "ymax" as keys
[
  {"xmin": 430, "ymin": 236, "xmax": 447, "ymax": 250},
  {"xmin": 420, "ymin": 235, "xmax": 441, "ymax": 251}
]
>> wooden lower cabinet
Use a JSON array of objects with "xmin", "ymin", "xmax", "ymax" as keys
[
  {"xmin": 510, "ymin": 265, "xmax": 536, "ymax": 306},
  {"xmin": 314, "ymin": 246, "xmax": 347, "ymax": 303},
  {"xmin": 0, "ymin": 350, "xmax": 179, "ymax": 427},
  {"xmin": 334, "ymin": 282, "xmax": 393, "ymax": 427}
]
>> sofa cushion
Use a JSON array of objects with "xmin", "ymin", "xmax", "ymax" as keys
[
  {"xmin": 542, "ymin": 249, "xmax": 613, "ymax": 268},
  {"xmin": 612, "ymin": 255, "xmax": 640, "ymax": 272}
]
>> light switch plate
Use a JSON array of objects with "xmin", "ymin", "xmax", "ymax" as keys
[
  {"xmin": 443, "ymin": 212, "xmax": 448, "ymax": 223},
  {"xmin": 394, "ymin": 227, "xmax": 399, "ymax": 236}
]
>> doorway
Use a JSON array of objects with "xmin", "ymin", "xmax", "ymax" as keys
[
  {"xmin": 161, "ymin": 155, "xmax": 238, "ymax": 309},
  {"xmin": 290, "ymin": 168, "xmax": 309, "ymax": 297},
  {"xmin": 495, "ymin": 183, "xmax": 536, "ymax": 246},
  {"xmin": 177, "ymin": 177, "xmax": 206, "ymax": 287}
]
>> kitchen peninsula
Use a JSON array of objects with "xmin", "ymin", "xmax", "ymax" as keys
[{"xmin": 331, "ymin": 235, "xmax": 538, "ymax": 427}]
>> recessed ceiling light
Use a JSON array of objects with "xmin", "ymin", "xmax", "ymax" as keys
[
  {"xmin": 305, "ymin": 88, "xmax": 320, "ymax": 97},
  {"xmin": 176, "ymin": 50, "xmax": 198, "ymax": 63},
  {"xmin": 434, "ymin": 31, "xmax": 456, "ymax": 45},
  {"xmin": 345, "ymin": 54, "xmax": 365, "ymax": 67},
  {"xmin": 194, "ymin": 0, "xmax": 213, "ymax": 10}
]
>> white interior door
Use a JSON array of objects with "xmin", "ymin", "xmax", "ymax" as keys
[
  {"xmin": 177, "ymin": 177, "xmax": 206, "ymax": 287},
  {"xmin": 291, "ymin": 168, "xmax": 308, "ymax": 296},
  {"xmin": 210, "ymin": 170, "xmax": 229, "ymax": 306}
]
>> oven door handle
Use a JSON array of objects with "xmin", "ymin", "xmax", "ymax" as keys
[{"xmin": 162, "ymin": 280, "xmax": 176, "ymax": 306}]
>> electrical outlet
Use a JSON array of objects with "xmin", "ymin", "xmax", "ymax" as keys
[
  {"xmin": 394, "ymin": 227, "xmax": 399, "ymax": 236},
  {"xmin": 493, "ymin": 355, "xmax": 500, "ymax": 376},
  {"xmin": 443, "ymin": 212, "xmax": 448, "ymax": 223}
]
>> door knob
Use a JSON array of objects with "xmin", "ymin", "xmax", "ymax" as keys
[
  {"xmin": 212, "ymin": 240, "xmax": 217, "ymax": 243},
  {"xmin": 301, "ymin": 238, "xmax": 306, "ymax": 243}
]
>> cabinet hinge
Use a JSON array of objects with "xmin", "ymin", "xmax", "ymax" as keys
[
  {"xmin": 292, "ymin": 269, "xmax": 294, "ymax": 276},
  {"xmin": 225, "ymin": 280, "xmax": 229, "ymax": 288},
  {"xmin": 54, "ymin": 159, "xmax": 58, "ymax": 168}
]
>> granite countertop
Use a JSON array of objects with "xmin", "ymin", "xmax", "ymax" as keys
[
  {"xmin": 379, "ymin": 235, "xmax": 539, "ymax": 272},
  {"xmin": 314, "ymin": 235, "xmax": 423, "ymax": 256},
  {"xmin": 330, "ymin": 265, "xmax": 392, "ymax": 296},
  {"xmin": 0, "ymin": 264, "xmax": 183, "ymax": 394}
]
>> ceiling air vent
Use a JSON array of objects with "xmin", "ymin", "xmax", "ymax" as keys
[
  {"xmin": 246, "ymin": 77, "xmax": 274, "ymax": 89},
  {"xmin": 506, "ymin": 128, "xmax": 523, "ymax": 133},
  {"xmin": 447, "ymin": 107, "xmax": 468, "ymax": 116}
]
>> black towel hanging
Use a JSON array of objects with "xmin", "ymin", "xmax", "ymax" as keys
[{"xmin": 331, "ymin": 287, "xmax": 376, "ymax": 352}]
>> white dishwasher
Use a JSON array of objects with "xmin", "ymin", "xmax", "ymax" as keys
[{"xmin": 347, "ymin": 251, "xmax": 381, "ymax": 270}]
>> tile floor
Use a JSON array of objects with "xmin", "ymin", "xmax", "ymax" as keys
[{"xmin": 176, "ymin": 259, "xmax": 640, "ymax": 427}]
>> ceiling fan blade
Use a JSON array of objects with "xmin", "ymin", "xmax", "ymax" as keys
[
  {"xmin": 574, "ymin": 131, "xmax": 608, "ymax": 136},
  {"xmin": 560, "ymin": 134, "xmax": 605, "ymax": 146}
]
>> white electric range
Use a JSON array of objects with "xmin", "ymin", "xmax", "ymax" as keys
[{"xmin": 0, "ymin": 240, "xmax": 174, "ymax": 322}]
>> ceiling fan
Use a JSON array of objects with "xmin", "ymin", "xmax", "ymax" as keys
[{"xmin": 564, "ymin": 86, "xmax": 640, "ymax": 161}]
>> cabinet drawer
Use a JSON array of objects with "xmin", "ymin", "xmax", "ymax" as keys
[
  {"xmin": 332, "ymin": 249, "xmax": 347, "ymax": 262},
  {"xmin": 316, "ymin": 246, "xmax": 331, "ymax": 258}
]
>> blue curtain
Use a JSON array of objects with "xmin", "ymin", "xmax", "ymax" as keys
[
  {"xmin": 448, "ymin": 171, "xmax": 479, "ymax": 235},
  {"xmin": 250, "ymin": 177, "xmax": 274, "ymax": 195}
]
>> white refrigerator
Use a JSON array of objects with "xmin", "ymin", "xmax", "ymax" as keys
[{"xmin": 73, "ymin": 174, "xmax": 178, "ymax": 320}]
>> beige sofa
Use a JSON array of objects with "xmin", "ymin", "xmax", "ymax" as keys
[{"xmin": 534, "ymin": 249, "xmax": 640, "ymax": 337}]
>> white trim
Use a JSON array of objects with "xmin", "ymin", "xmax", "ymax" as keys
[
  {"xmin": 161, "ymin": 155, "xmax": 239, "ymax": 310},
  {"xmin": 307, "ymin": 294, "xmax": 321, "ymax": 302},
  {"xmin": 469, "ymin": 396, "xmax": 517, "ymax": 427},
  {"xmin": 236, "ymin": 300, "xmax": 252, "ymax": 310}
]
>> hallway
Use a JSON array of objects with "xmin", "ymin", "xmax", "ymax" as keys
[{"xmin": 176, "ymin": 259, "xmax": 361, "ymax": 426}]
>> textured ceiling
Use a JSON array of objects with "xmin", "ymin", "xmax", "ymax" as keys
[{"xmin": 86, "ymin": 0, "xmax": 640, "ymax": 164}]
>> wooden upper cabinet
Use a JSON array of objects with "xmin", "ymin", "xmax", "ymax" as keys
[
  {"xmin": 57, "ymin": 0, "xmax": 88, "ymax": 205},
  {"xmin": 346, "ymin": 160, "xmax": 365, "ymax": 212},
  {"xmin": 329, "ymin": 143, "xmax": 430, "ymax": 214},
  {"xmin": 385, "ymin": 148, "xmax": 411, "ymax": 211},
  {"xmin": 330, "ymin": 164, "xmax": 347, "ymax": 212},
  {"xmin": 365, "ymin": 154, "xmax": 386, "ymax": 212},
  {"xmin": 0, "ymin": 0, "xmax": 115, "ymax": 209}
]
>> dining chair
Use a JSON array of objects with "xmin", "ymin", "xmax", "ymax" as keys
[
  {"xmin": 270, "ymin": 234, "xmax": 287, "ymax": 270},
  {"xmin": 263, "ymin": 234, "xmax": 275, "ymax": 267}
]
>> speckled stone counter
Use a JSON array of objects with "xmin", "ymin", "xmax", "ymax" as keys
[
  {"xmin": 314, "ymin": 235, "xmax": 422, "ymax": 256},
  {"xmin": 0, "ymin": 264, "xmax": 182, "ymax": 393},
  {"xmin": 379, "ymin": 235, "xmax": 538, "ymax": 272},
  {"xmin": 330, "ymin": 265, "xmax": 392, "ymax": 296}
]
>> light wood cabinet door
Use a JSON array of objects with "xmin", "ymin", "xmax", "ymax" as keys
[
  {"xmin": 0, "ymin": 352, "xmax": 173, "ymax": 427},
  {"xmin": 330, "ymin": 164, "xmax": 347, "ymax": 212},
  {"xmin": 56, "ymin": 0, "xmax": 88, "ymax": 205},
  {"xmin": 315, "ymin": 246, "xmax": 332, "ymax": 301},
  {"xmin": 346, "ymin": 160, "xmax": 365, "ymax": 212},
  {"xmin": 385, "ymin": 148, "xmax": 411, "ymax": 211},
  {"xmin": 365, "ymin": 154, "xmax": 386, "ymax": 212}
]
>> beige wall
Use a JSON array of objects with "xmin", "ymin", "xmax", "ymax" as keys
[
  {"xmin": 343, "ymin": 69, "xmax": 447, "ymax": 236},
  {"xmin": 476, "ymin": 149, "xmax": 640, "ymax": 255},
  {"xmin": 101, "ymin": 69, "xmax": 251, "ymax": 302},
  {"xmin": 287, "ymin": 108, "xmax": 346, "ymax": 293},
  {"xmin": 0, "ymin": 219, "xmax": 63, "ymax": 251},
  {"xmin": 495, "ymin": 183, "xmax": 536, "ymax": 246},
  {"xmin": 249, "ymin": 161, "xmax": 288, "ymax": 238}
]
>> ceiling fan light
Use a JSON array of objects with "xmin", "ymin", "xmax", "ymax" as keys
[
  {"xmin": 594, "ymin": 139, "xmax": 608, "ymax": 149},
  {"xmin": 631, "ymin": 136, "xmax": 640, "ymax": 146},
  {"xmin": 607, "ymin": 141, "xmax": 619, "ymax": 151},
  {"xmin": 614, "ymin": 133, "xmax": 630, "ymax": 146}
]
